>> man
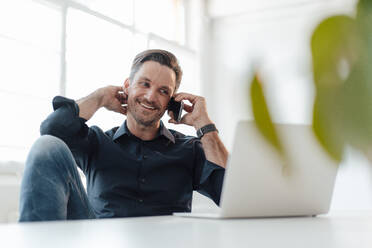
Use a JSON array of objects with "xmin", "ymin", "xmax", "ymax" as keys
[{"xmin": 19, "ymin": 49, "xmax": 228, "ymax": 221}]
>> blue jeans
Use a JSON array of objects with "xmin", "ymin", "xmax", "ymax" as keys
[{"xmin": 19, "ymin": 135, "xmax": 96, "ymax": 222}]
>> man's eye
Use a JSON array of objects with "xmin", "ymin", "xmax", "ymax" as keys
[
  {"xmin": 141, "ymin": 82, "xmax": 150, "ymax": 87},
  {"xmin": 160, "ymin": 89, "xmax": 169, "ymax": 95}
]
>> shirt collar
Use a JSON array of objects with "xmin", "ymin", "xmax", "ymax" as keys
[
  {"xmin": 113, "ymin": 120, "xmax": 175, "ymax": 144},
  {"xmin": 159, "ymin": 121, "xmax": 176, "ymax": 144}
]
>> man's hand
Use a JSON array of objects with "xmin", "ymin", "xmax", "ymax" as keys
[
  {"xmin": 98, "ymin": 86, "xmax": 127, "ymax": 115},
  {"xmin": 168, "ymin": 92, "xmax": 213, "ymax": 130},
  {"xmin": 77, "ymin": 85, "xmax": 127, "ymax": 121},
  {"xmin": 168, "ymin": 92, "xmax": 228, "ymax": 167}
]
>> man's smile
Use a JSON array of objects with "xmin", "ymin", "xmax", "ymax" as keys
[{"xmin": 138, "ymin": 101, "xmax": 157, "ymax": 111}]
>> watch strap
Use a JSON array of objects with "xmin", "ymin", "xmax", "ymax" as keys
[{"xmin": 196, "ymin": 124, "xmax": 218, "ymax": 138}]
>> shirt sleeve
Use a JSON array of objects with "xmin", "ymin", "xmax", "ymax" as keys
[
  {"xmin": 193, "ymin": 139, "xmax": 225, "ymax": 206},
  {"xmin": 40, "ymin": 96, "xmax": 97, "ymax": 173}
]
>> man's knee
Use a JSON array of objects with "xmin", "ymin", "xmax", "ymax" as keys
[
  {"xmin": 20, "ymin": 135, "xmax": 77, "ymax": 222},
  {"xmin": 32, "ymin": 135, "xmax": 69, "ymax": 152},
  {"xmin": 26, "ymin": 135, "xmax": 74, "ymax": 172}
]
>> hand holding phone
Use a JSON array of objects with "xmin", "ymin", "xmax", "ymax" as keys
[{"xmin": 168, "ymin": 97, "xmax": 184, "ymax": 122}]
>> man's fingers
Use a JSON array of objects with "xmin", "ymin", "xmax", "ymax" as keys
[
  {"xmin": 117, "ymin": 93, "xmax": 127, "ymax": 104},
  {"xmin": 112, "ymin": 85, "xmax": 124, "ymax": 96},
  {"xmin": 174, "ymin": 92, "xmax": 198, "ymax": 103},
  {"xmin": 168, "ymin": 110, "xmax": 179, "ymax": 124},
  {"xmin": 168, "ymin": 119, "xmax": 177, "ymax": 124},
  {"xmin": 167, "ymin": 111, "xmax": 178, "ymax": 123},
  {"xmin": 183, "ymin": 103, "xmax": 193, "ymax": 113},
  {"xmin": 121, "ymin": 106, "xmax": 127, "ymax": 115},
  {"xmin": 115, "ymin": 85, "xmax": 124, "ymax": 91},
  {"xmin": 110, "ymin": 99, "xmax": 127, "ymax": 115},
  {"xmin": 179, "ymin": 113, "xmax": 193, "ymax": 125},
  {"xmin": 167, "ymin": 110, "xmax": 174, "ymax": 118},
  {"xmin": 117, "ymin": 104, "xmax": 127, "ymax": 115}
]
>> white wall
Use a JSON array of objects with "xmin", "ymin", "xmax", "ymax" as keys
[
  {"xmin": 202, "ymin": 0, "xmax": 372, "ymax": 210},
  {"xmin": 203, "ymin": 0, "xmax": 357, "ymax": 148}
]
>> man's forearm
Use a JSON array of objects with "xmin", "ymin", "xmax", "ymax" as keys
[
  {"xmin": 76, "ymin": 90, "xmax": 104, "ymax": 121},
  {"xmin": 200, "ymin": 132, "xmax": 228, "ymax": 168}
]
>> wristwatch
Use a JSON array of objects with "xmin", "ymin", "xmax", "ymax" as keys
[{"xmin": 196, "ymin": 124, "xmax": 218, "ymax": 138}]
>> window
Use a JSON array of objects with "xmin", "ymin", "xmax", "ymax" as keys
[
  {"xmin": 1, "ymin": 0, "xmax": 200, "ymax": 161},
  {"xmin": 82, "ymin": 0, "xmax": 134, "ymax": 25},
  {"xmin": 135, "ymin": 0, "xmax": 186, "ymax": 44},
  {"xmin": 0, "ymin": 0, "xmax": 61, "ymax": 161},
  {"xmin": 66, "ymin": 8, "xmax": 136, "ymax": 130}
]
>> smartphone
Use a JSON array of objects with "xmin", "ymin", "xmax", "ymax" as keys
[{"xmin": 168, "ymin": 97, "xmax": 184, "ymax": 122}]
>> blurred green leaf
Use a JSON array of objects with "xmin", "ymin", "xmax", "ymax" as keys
[
  {"xmin": 312, "ymin": 92, "xmax": 344, "ymax": 162},
  {"xmin": 357, "ymin": 0, "xmax": 372, "ymax": 32},
  {"xmin": 250, "ymin": 74, "xmax": 286, "ymax": 163},
  {"xmin": 343, "ymin": 0, "xmax": 372, "ymax": 150},
  {"xmin": 311, "ymin": 16, "xmax": 358, "ymax": 89},
  {"xmin": 311, "ymin": 15, "xmax": 358, "ymax": 162},
  {"xmin": 342, "ymin": 65, "xmax": 372, "ymax": 150}
]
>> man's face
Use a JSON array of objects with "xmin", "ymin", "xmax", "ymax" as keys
[{"xmin": 124, "ymin": 61, "xmax": 176, "ymax": 127}]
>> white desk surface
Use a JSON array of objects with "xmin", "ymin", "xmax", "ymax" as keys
[{"xmin": 1, "ymin": 211, "xmax": 372, "ymax": 248}]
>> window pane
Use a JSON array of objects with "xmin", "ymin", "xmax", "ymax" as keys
[
  {"xmin": 135, "ymin": 0, "xmax": 185, "ymax": 44},
  {"xmin": 86, "ymin": 0, "xmax": 134, "ymax": 25},
  {"xmin": 133, "ymin": 32, "xmax": 149, "ymax": 55},
  {"xmin": 0, "ymin": 37, "xmax": 60, "ymax": 98},
  {"xmin": 0, "ymin": 92, "xmax": 53, "ymax": 162},
  {"xmin": 0, "ymin": 0, "xmax": 61, "ymax": 51},
  {"xmin": 66, "ymin": 8, "xmax": 135, "ymax": 130},
  {"xmin": 0, "ymin": 1, "xmax": 61, "ymax": 161}
]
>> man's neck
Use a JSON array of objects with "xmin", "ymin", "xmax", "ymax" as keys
[{"xmin": 126, "ymin": 114, "xmax": 160, "ymax": 141}]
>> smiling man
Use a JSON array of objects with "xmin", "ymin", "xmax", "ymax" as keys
[{"xmin": 19, "ymin": 49, "xmax": 228, "ymax": 221}]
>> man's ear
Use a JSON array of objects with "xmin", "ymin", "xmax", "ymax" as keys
[{"xmin": 124, "ymin": 78, "xmax": 130, "ymax": 95}]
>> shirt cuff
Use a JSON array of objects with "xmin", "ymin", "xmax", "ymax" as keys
[
  {"xmin": 52, "ymin": 96, "xmax": 88, "ymax": 123},
  {"xmin": 200, "ymin": 160, "xmax": 225, "ymax": 184},
  {"xmin": 52, "ymin": 96, "xmax": 80, "ymax": 117}
]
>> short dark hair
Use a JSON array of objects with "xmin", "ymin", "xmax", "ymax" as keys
[{"xmin": 129, "ymin": 49, "xmax": 183, "ymax": 91}]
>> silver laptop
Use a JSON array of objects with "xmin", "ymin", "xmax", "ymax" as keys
[{"xmin": 174, "ymin": 120, "xmax": 339, "ymax": 219}]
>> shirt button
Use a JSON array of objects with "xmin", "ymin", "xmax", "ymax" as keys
[
  {"xmin": 140, "ymin": 178, "xmax": 146, "ymax": 183},
  {"xmin": 143, "ymin": 154, "xmax": 148, "ymax": 159},
  {"xmin": 138, "ymin": 199, "xmax": 144, "ymax": 203}
]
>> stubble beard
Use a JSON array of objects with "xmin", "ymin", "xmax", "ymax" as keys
[{"xmin": 127, "ymin": 97, "xmax": 164, "ymax": 127}]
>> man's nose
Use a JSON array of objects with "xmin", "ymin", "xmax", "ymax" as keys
[{"xmin": 144, "ymin": 89, "xmax": 157, "ymax": 103}]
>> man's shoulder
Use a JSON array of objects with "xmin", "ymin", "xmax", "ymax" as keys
[{"xmin": 103, "ymin": 126, "xmax": 119, "ymax": 137}]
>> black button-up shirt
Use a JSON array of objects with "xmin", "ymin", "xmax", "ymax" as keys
[{"xmin": 40, "ymin": 96, "xmax": 225, "ymax": 218}]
